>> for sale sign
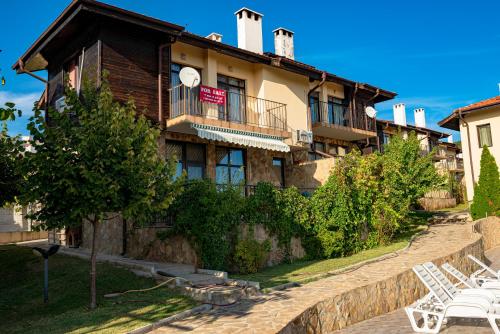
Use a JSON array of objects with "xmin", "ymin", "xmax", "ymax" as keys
[{"xmin": 199, "ymin": 85, "xmax": 226, "ymax": 105}]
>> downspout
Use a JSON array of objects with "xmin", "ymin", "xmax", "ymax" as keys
[
  {"xmin": 306, "ymin": 71, "xmax": 327, "ymax": 131},
  {"xmin": 158, "ymin": 43, "xmax": 170, "ymax": 127},
  {"xmin": 364, "ymin": 88, "xmax": 380, "ymax": 147},
  {"xmin": 350, "ymin": 83, "xmax": 358, "ymax": 128},
  {"xmin": 458, "ymin": 110, "xmax": 475, "ymax": 188}
]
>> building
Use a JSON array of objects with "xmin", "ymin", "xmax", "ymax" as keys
[
  {"xmin": 13, "ymin": 0, "xmax": 396, "ymax": 193},
  {"xmin": 13, "ymin": 0, "xmax": 398, "ymax": 251},
  {"xmin": 439, "ymin": 96, "xmax": 500, "ymax": 202}
]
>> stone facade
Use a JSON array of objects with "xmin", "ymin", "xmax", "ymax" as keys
[
  {"xmin": 0, "ymin": 206, "xmax": 31, "ymax": 232},
  {"xmin": 81, "ymin": 216, "xmax": 123, "ymax": 255},
  {"xmin": 80, "ymin": 217, "xmax": 305, "ymax": 269},
  {"xmin": 239, "ymin": 224, "xmax": 305, "ymax": 267},
  {"xmin": 286, "ymin": 157, "xmax": 337, "ymax": 189}
]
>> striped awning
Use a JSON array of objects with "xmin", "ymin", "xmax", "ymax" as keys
[{"xmin": 192, "ymin": 124, "xmax": 290, "ymax": 152}]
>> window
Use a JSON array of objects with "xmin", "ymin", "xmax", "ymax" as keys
[
  {"xmin": 327, "ymin": 96, "xmax": 346, "ymax": 126},
  {"xmin": 272, "ymin": 158, "xmax": 285, "ymax": 187},
  {"xmin": 309, "ymin": 92, "xmax": 320, "ymax": 123},
  {"xmin": 382, "ymin": 133, "xmax": 391, "ymax": 145},
  {"xmin": 477, "ymin": 124, "xmax": 493, "ymax": 147},
  {"xmin": 217, "ymin": 74, "xmax": 246, "ymax": 122},
  {"xmin": 216, "ymin": 147, "xmax": 246, "ymax": 185},
  {"xmin": 308, "ymin": 141, "xmax": 326, "ymax": 161},
  {"xmin": 166, "ymin": 141, "xmax": 205, "ymax": 180}
]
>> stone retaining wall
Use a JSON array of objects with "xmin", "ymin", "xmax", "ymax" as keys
[
  {"xmin": 0, "ymin": 230, "xmax": 48, "ymax": 244},
  {"xmin": 280, "ymin": 217, "xmax": 500, "ymax": 333}
]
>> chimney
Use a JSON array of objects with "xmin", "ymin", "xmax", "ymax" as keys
[
  {"xmin": 414, "ymin": 108, "xmax": 426, "ymax": 128},
  {"xmin": 206, "ymin": 32, "xmax": 222, "ymax": 42},
  {"xmin": 447, "ymin": 134, "xmax": 454, "ymax": 143},
  {"xmin": 393, "ymin": 103, "xmax": 407, "ymax": 126},
  {"xmin": 273, "ymin": 28, "xmax": 294, "ymax": 60},
  {"xmin": 235, "ymin": 8, "xmax": 263, "ymax": 54}
]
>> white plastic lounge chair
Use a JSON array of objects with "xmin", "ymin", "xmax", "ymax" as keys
[
  {"xmin": 469, "ymin": 254, "xmax": 500, "ymax": 279},
  {"xmin": 442, "ymin": 263, "xmax": 500, "ymax": 289},
  {"xmin": 406, "ymin": 264, "xmax": 500, "ymax": 333},
  {"xmin": 423, "ymin": 262, "xmax": 500, "ymax": 303}
]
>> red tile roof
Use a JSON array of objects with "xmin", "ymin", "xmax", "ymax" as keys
[{"xmin": 455, "ymin": 96, "xmax": 500, "ymax": 113}]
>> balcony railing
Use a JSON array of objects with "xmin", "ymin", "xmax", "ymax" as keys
[
  {"xmin": 169, "ymin": 85, "xmax": 288, "ymax": 132},
  {"xmin": 311, "ymin": 100, "xmax": 376, "ymax": 132}
]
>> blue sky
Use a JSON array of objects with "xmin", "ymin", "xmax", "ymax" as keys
[{"xmin": 1, "ymin": 0, "xmax": 500, "ymax": 140}]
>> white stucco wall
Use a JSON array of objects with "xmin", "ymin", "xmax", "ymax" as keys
[{"xmin": 459, "ymin": 106, "xmax": 500, "ymax": 201}]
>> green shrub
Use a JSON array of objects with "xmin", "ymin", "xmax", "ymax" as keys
[
  {"xmin": 167, "ymin": 180, "xmax": 244, "ymax": 270},
  {"xmin": 233, "ymin": 238, "xmax": 271, "ymax": 274},
  {"xmin": 471, "ymin": 146, "xmax": 500, "ymax": 219}
]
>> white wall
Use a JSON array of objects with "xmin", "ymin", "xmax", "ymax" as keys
[{"xmin": 459, "ymin": 106, "xmax": 500, "ymax": 201}]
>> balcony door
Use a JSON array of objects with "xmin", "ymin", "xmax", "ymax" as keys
[{"xmin": 217, "ymin": 74, "xmax": 245, "ymax": 123}]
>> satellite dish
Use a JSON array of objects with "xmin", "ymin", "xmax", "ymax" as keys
[
  {"xmin": 365, "ymin": 106, "xmax": 377, "ymax": 118},
  {"xmin": 179, "ymin": 67, "xmax": 200, "ymax": 88}
]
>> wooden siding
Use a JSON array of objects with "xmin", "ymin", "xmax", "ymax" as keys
[{"xmin": 100, "ymin": 26, "xmax": 170, "ymax": 122}]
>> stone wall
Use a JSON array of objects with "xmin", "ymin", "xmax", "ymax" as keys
[
  {"xmin": 279, "ymin": 217, "xmax": 500, "ymax": 333},
  {"xmin": 81, "ymin": 217, "xmax": 123, "ymax": 255},
  {"xmin": 286, "ymin": 157, "xmax": 337, "ymax": 190},
  {"xmin": 0, "ymin": 230, "xmax": 48, "ymax": 244},
  {"xmin": 238, "ymin": 224, "xmax": 305, "ymax": 267},
  {"xmin": 126, "ymin": 226, "xmax": 200, "ymax": 266},
  {"xmin": 474, "ymin": 216, "xmax": 500, "ymax": 251}
]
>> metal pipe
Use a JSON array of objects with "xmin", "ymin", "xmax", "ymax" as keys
[
  {"xmin": 306, "ymin": 72, "xmax": 326, "ymax": 131},
  {"xmin": 158, "ymin": 42, "xmax": 173, "ymax": 127},
  {"xmin": 458, "ymin": 110, "xmax": 475, "ymax": 190},
  {"xmin": 44, "ymin": 258, "xmax": 49, "ymax": 303}
]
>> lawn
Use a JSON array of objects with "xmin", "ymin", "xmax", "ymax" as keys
[
  {"xmin": 232, "ymin": 213, "xmax": 429, "ymax": 289},
  {"xmin": 0, "ymin": 245, "xmax": 196, "ymax": 334}
]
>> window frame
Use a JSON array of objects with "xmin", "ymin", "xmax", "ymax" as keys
[
  {"xmin": 166, "ymin": 140, "xmax": 206, "ymax": 180},
  {"xmin": 215, "ymin": 146, "xmax": 247, "ymax": 186},
  {"xmin": 477, "ymin": 123, "xmax": 493, "ymax": 148},
  {"xmin": 272, "ymin": 157, "xmax": 286, "ymax": 187}
]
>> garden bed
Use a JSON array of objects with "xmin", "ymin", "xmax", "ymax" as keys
[{"xmin": 0, "ymin": 245, "xmax": 197, "ymax": 334}]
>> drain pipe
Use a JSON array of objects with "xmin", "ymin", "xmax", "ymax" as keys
[
  {"xmin": 364, "ymin": 88, "xmax": 380, "ymax": 147},
  {"xmin": 306, "ymin": 72, "xmax": 327, "ymax": 131},
  {"xmin": 458, "ymin": 110, "xmax": 475, "ymax": 186},
  {"xmin": 158, "ymin": 43, "xmax": 171, "ymax": 128}
]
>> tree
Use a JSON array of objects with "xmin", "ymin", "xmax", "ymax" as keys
[
  {"xmin": 470, "ymin": 146, "xmax": 500, "ymax": 220},
  {"xmin": 21, "ymin": 75, "xmax": 181, "ymax": 309},
  {"xmin": 0, "ymin": 103, "xmax": 23, "ymax": 207}
]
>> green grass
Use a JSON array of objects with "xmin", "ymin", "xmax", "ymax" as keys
[
  {"xmin": 232, "ymin": 214, "xmax": 429, "ymax": 289},
  {"xmin": 436, "ymin": 202, "xmax": 469, "ymax": 213},
  {"xmin": 0, "ymin": 245, "xmax": 197, "ymax": 334}
]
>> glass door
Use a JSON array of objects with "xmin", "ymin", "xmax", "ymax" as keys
[{"xmin": 217, "ymin": 74, "xmax": 245, "ymax": 123}]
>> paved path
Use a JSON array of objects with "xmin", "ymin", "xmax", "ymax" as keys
[
  {"xmin": 151, "ymin": 218, "xmax": 481, "ymax": 334},
  {"xmin": 334, "ymin": 246, "xmax": 500, "ymax": 334},
  {"xmin": 20, "ymin": 240, "xmax": 225, "ymax": 286}
]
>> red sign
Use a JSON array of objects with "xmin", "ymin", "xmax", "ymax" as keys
[{"xmin": 199, "ymin": 85, "xmax": 226, "ymax": 105}]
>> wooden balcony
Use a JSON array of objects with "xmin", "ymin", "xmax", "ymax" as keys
[
  {"xmin": 311, "ymin": 100, "xmax": 377, "ymax": 141},
  {"xmin": 166, "ymin": 85, "xmax": 291, "ymax": 138}
]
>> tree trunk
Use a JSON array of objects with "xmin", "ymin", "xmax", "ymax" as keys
[{"xmin": 90, "ymin": 218, "xmax": 99, "ymax": 310}]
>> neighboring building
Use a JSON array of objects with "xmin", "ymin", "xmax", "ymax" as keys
[{"xmin": 439, "ymin": 96, "xmax": 500, "ymax": 202}]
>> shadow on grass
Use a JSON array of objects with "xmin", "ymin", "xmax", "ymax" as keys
[{"xmin": 0, "ymin": 245, "xmax": 196, "ymax": 334}]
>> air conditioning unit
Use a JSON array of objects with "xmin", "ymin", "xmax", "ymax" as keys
[
  {"xmin": 296, "ymin": 130, "xmax": 313, "ymax": 144},
  {"xmin": 55, "ymin": 96, "xmax": 67, "ymax": 112}
]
